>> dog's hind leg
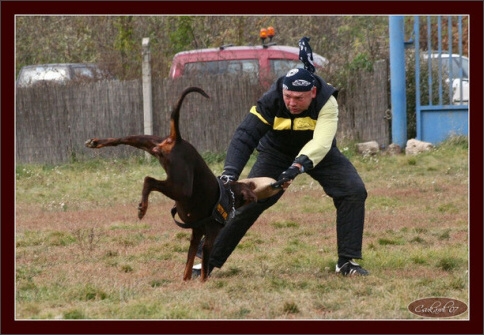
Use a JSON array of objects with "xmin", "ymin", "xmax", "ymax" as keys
[
  {"xmin": 200, "ymin": 224, "xmax": 222, "ymax": 281},
  {"xmin": 85, "ymin": 135, "xmax": 163, "ymax": 154}
]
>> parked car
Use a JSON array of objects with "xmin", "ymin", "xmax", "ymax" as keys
[
  {"xmin": 169, "ymin": 40, "xmax": 328, "ymax": 89},
  {"xmin": 16, "ymin": 63, "xmax": 113, "ymax": 87},
  {"xmin": 423, "ymin": 52, "xmax": 469, "ymax": 104}
]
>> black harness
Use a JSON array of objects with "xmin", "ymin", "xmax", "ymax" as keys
[{"xmin": 170, "ymin": 178, "xmax": 235, "ymax": 229}]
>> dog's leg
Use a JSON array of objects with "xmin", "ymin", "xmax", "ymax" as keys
[
  {"xmin": 200, "ymin": 224, "xmax": 222, "ymax": 281},
  {"xmin": 85, "ymin": 135, "xmax": 164, "ymax": 155},
  {"xmin": 184, "ymin": 228, "xmax": 203, "ymax": 281},
  {"xmin": 138, "ymin": 176, "xmax": 170, "ymax": 219},
  {"xmin": 138, "ymin": 175, "xmax": 194, "ymax": 219}
]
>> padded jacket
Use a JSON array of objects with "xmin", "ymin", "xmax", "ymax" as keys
[{"xmin": 224, "ymin": 74, "xmax": 338, "ymax": 179}]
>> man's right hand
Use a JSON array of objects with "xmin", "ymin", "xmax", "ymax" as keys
[{"xmin": 278, "ymin": 165, "xmax": 301, "ymax": 182}]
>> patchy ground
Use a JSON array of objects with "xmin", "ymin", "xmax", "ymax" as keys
[{"xmin": 14, "ymin": 145, "xmax": 471, "ymax": 322}]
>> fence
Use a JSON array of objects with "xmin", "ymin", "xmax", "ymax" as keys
[
  {"xmin": 16, "ymin": 65, "xmax": 390, "ymax": 164},
  {"xmin": 413, "ymin": 16, "xmax": 469, "ymax": 143},
  {"xmin": 338, "ymin": 60, "xmax": 390, "ymax": 147}
]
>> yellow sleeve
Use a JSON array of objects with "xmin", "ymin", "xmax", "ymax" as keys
[{"xmin": 297, "ymin": 95, "xmax": 338, "ymax": 167}]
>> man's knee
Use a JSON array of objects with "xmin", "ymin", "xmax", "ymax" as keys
[
  {"xmin": 347, "ymin": 174, "xmax": 367, "ymax": 200},
  {"xmin": 355, "ymin": 185, "xmax": 367, "ymax": 201}
]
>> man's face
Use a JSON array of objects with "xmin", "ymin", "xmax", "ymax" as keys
[{"xmin": 282, "ymin": 87, "xmax": 316, "ymax": 114}]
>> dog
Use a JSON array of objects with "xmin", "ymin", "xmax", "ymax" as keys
[{"xmin": 85, "ymin": 87, "xmax": 258, "ymax": 281}]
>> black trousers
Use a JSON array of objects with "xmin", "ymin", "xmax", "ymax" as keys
[{"xmin": 209, "ymin": 144, "xmax": 367, "ymax": 268}]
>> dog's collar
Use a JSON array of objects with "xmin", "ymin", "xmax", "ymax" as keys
[
  {"xmin": 213, "ymin": 178, "xmax": 236, "ymax": 224},
  {"xmin": 171, "ymin": 178, "xmax": 235, "ymax": 229}
]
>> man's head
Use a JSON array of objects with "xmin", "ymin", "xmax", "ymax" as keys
[
  {"xmin": 282, "ymin": 68, "xmax": 316, "ymax": 114},
  {"xmin": 283, "ymin": 68, "xmax": 315, "ymax": 91}
]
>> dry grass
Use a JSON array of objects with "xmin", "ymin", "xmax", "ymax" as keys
[{"xmin": 15, "ymin": 137, "xmax": 470, "ymax": 320}]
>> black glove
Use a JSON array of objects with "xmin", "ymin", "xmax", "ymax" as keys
[{"xmin": 277, "ymin": 165, "xmax": 301, "ymax": 184}]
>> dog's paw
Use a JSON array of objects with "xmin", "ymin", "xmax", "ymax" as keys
[
  {"xmin": 138, "ymin": 202, "xmax": 147, "ymax": 219},
  {"xmin": 85, "ymin": 139, "xmax": 98, "ymax": 148}
]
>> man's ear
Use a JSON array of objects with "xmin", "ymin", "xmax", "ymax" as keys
[{"xmin": 311, "ymin": 86, "xmax": 317, "ymax": 98}]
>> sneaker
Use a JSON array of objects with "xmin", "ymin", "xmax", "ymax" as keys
[
  {"xmin": 192, "ymin": 263, "xmax": 214, "ymax": 278},
  {"xmin": 192, "ymin": 263, "xmax": 202, "ymax": 277},
  {"xmin": 335, "ymin": 260, "xmax": 369, "ymax": 276}
]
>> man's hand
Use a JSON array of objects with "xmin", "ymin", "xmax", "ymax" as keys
[{"xmin": 276, "ymin": 164, "xmax": 302, "ymax": 190}]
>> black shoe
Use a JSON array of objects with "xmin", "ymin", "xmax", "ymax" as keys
[{"xmin": 335, "ymin": 260, "xmax": 369, "ymax": 276}]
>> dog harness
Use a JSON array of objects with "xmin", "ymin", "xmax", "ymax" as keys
[{"xmin": 170, "ymin": 178, "xmax": 235, "ymax": 229}]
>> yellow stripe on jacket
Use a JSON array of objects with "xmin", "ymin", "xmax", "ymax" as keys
[{"xmin": 249, "ymin": 96, "xmax": 338, "ymax": 168}]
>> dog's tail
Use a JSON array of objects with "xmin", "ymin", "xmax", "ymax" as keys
[{"xmin": 170, "ymin": 87, "xmax": 210, "ymax": 142}]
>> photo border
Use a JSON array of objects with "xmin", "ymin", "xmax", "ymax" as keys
[{"xmin": 3, "ymin": 1, "xmax": 482, "ymax": 334}]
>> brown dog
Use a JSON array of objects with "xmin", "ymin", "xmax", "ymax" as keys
[{"xmin": 85, "ymin": 87, "xmax": 258, "ymax": 281}]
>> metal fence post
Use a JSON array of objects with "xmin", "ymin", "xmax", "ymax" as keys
[{"xmin": 389, "ymin": 16, "xmax": 407, "ymax": 148}]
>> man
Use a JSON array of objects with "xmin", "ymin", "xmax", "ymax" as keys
[
  {"xmin": 192, "ymin": 65, "xmax": 369, "ymax": 278},
  {"xmin": 194, "ymin": 37, "xmax": 368, "ymax": 277}
]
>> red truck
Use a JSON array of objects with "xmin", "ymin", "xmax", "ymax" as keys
[{"xmin": 169, "ymin": 30, "xmax": 328, "ymax": 89}]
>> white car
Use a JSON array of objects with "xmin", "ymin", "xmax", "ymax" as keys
[
  {"xmin": 16, "ymin": 63, "xmax": 112, "ymax": 87},
  {"xmin": 423, "ymin": 53, "xmax": 469, "ymax": 104}
]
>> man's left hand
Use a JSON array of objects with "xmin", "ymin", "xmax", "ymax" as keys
[{"xmin": 276, "ymin": 165, "xmax": 301, "ymax": 190}]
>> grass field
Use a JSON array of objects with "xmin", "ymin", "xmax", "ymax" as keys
[{"xmin": 15, "ymin": 136, "xmax": 469, "ymax": 321}]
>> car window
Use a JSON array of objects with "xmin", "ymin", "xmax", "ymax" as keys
[
  {"xmin": 271, "ymin": 59, "xmax": 303, "ymax": 78},
  {"xmin": 449, "ymin": 57, "xmax": 468, "ymax": 79},
  {"xmin": 73, "ymin": 67, "xmax": 96, "ymax": 78},
  {"xmin": 185, "ymin": 60, "xmax": 259, "ymax": 76},
  {"xmin": 185, "ymin": 61, "xmax": 216, "ymax": 75},
  {"xmin": 227, "ymin": 60, "xmax": 259, "ymax": 75}
]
